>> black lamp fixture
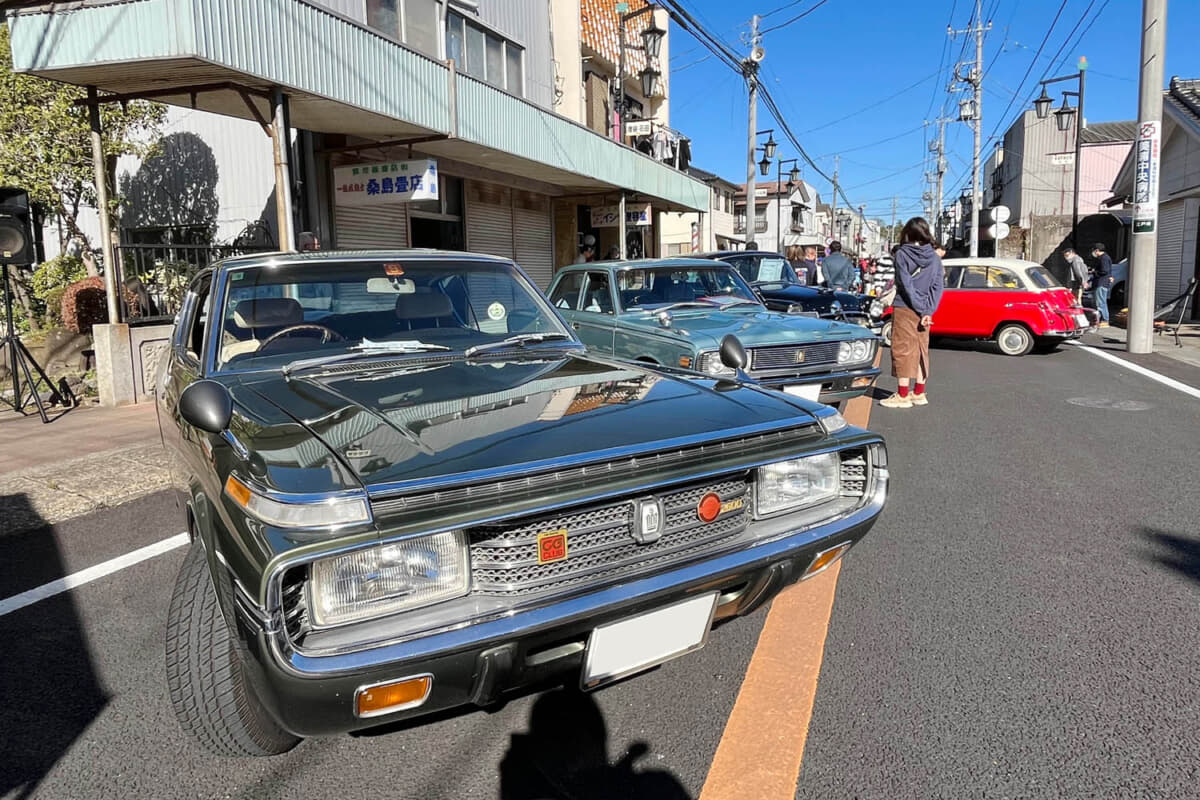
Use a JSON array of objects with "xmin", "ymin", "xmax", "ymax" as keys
[
  {"xmin": 1033, "ymin": 86, "xmax": 1053, "ymax": 119},
  {"xmin": 1054, "ymin": 96, "xmax": 1076, "ymax": 131},
  {"xmin": 641, "ymin": 17, "xmax": 666, "ymax": 58},
  {"xmin": 758, "ymin": 154, "xmax": 772, "ymax": 176},
  {"xmin": 763, "ymin": 133, "xmax": 778, "ymax": 160},
  {"xmin": 788, "ymin": 165, "xmax": 801, "ymax": 184},
  {"xmin": 639, "ymin": 66, "xmax": 661, "ymax": 98}
]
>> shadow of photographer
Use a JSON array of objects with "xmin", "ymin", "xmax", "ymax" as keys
[{"xmin": 499, "ymin": 688, "xmax": 690, "ymax": 800}]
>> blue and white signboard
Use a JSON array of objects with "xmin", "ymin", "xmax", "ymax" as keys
[
  {"xmin": 334, "ymin": 159, "xmax": 439, "ymax": 206},
  {"xmin": 591, "ymin": 204, "xmax": 652, "ymax": 228},
  {"xmin": 1133, "ymin": 121, "xmax": 1160, "ymax": 234}
]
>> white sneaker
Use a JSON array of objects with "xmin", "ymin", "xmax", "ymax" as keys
[
  {"xmin": 879, "ymin": 393, "xmax": 913, "ymax": 409},
  {"xmin": 910, "ymin": 392, "xmax": 929, "ymax": 406}
]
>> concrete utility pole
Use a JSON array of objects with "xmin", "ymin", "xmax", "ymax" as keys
[
  {"xmin": 1127, "ymin": 0, "xmax": 1167, "ymax": 354},
  {"xmin": 87, "ymin": 86, "xmax": 118, "ymax": 323},
  {"xmin": 934, "ymin": 117, "xmax": 948, "ymax": 241},
  {"xmin": 830, "ymin": 154, "xmax": 839, "ymax": 245},
  {"xmin": 951, "ymin": 0, "xmax": 989, "ymax": 257},
  {"xmin": 890, "ymin": 195, "xmax": 897, "ymax": 249},
  {"xmin": 744, "ymin": 14, "xmax": 761, "ymax": 247}
]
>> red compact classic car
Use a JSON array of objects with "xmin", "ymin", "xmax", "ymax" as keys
[{"xmin": 880, "ymin": 257, "xmax": 1097, "ymax": 356}]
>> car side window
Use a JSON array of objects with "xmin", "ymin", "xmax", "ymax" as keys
[
  {"xmin": 549, "ymin": 272, "xmax": 585, "ymax": 310},
  {"xmin": 944, "ymin": 265, "xmax": 963, "ymax": 288},
  {"xmin": 960, "ymin": 265, "xmax": 988, "ymax": 289},
  {"xmin": 177, "ymin": 274, "xmax": 213, "ymax": 364},
  {"xmin": 988, "ymin": 267, "xmax": 1024, "ymax": 289},
  {"xmin": 581, "ymin": 272, "xmax": 614, "ymax": 315}
]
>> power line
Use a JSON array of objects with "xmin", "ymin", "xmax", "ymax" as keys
[
  {"xmin": 759, "ymin": 0, "xmax": 809, "ymax": 19},
  {"xmin": 760, "ymin": 0, "xmax": 830, "ymax": 34},
  {"xmin": 798, "ymin": 69, "xmax": 942, "ymax": 135}
]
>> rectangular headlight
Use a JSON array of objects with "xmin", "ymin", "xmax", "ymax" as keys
[
  {"xmin": 308, "ymin": 532, "xmax": 470, "ymax": 627},
  {"xmin": 225, "ymin": 475, "xmax": 371, "ymax": 529},
  {"xmin": 755, "ymin": 453, "xmax": 840, "ymax": 517},
  {"xmin": 698, "ymin": 350, "xmax": 736, "ymax": 377}
]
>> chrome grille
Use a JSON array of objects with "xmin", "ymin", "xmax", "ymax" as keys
[
  {"xmin": 281, "ymin": 568, "xmax": 308, "ymax": 640},
  {"xmin": 840, "ymin": 450, "xmax": 868, "ymax": 497},
  {"xmin": 469, "ymin": 477, "xmax": 749, "ymax": 596},
  {"xmin": 750, "ymin": 342, "xmax": 841, "ymax": 371}
]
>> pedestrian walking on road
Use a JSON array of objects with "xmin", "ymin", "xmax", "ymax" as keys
[
  {"xmin": 1090, "ymin": 242, "xmax": 1113, "ymax": 326},
  {"xmin": 881, "ymin": 217, "xmax": 944, "ymax": 409},
  {"xmin": 785, "ymin": 244, "xmax": 807, "ymax": 284},
  {"xmin": 821, "ymin": 241, "xmax": 855, "ymax": 290},
  {"xmin": 1063, "ymin": 247, "xmax": 1089, "ymax": 304}
]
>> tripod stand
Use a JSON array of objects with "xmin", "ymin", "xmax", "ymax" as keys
[{"xmin": 2, "ymin": 262, "xmax": 64, "ymax": 423}]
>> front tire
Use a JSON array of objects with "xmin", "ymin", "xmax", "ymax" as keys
[
  {"xmin": 995, "ymin": 324, "xmax": 1034, "ymax": 356},
  {"xmin": 166, "ymin": 542, "xmax": 301, "ymax": 757}
]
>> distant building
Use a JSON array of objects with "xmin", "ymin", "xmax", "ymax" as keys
[{"xmin": 658, "ymin": 167, "xmax": 742, "ymax": 254}]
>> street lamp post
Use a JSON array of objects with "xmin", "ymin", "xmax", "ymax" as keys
[
  {"xmin": 743, "ymin": 129, "xmax": 775, "ymax": 245},
  {"xmin": 615, "ymin": 3, "xmax": 665, "ymax": 143},
  {"xmin": 1033, "ymin": 58, "xmax": 1087, "ymax": 250},
  {"xmin": 775, "ymin": 158, "xmax": 800, "ymax": 253}
]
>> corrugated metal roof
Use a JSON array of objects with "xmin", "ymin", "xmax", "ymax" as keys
[{"xmin": 1081, "ymin": 121, "xmax": 1137, "ymax": 144}]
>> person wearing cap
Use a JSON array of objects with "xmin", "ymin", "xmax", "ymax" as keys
[
  {"xmin": 1090, "ymin": 242, "xmax": 1113, "ymax": 327},
  {"xmin": 1063, "ymin": 247, "xmax": 1089, "ymax": 304}
]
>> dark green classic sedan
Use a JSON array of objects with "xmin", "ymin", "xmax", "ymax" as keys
[
  {"xmin": 157, "ymin": 250, "xmax": 887, "ymax": 756},
  {"xmin": 547, "ymin": 258, "xmax": 880, "ymax": 405}
]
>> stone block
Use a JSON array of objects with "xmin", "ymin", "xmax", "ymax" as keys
[
  {"xmin": 93, "ymin": 323, "xmax": 135, "ymax": 407},
  {"xmin": 129, "ymin": 323, "xmax": 174, "ymax": 403}
]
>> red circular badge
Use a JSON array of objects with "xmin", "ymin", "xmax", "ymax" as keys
[{"xmin": 697, "ymin": 493, "xmax": 722, "ymax": 523}]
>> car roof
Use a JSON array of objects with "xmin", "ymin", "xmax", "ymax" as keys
[
  {"xmin": 942, "ymin": 256, "xmax": 1047, "ymax": 271},
  {"xmin": 558, "ymin": 257, "xmax": 740, "ymax": 271},
  {"xmin": 216, "ymin": 249, "xmax": 516, "ymax": 270},
  {"xmin": 694, "ymin": 250, "xmax": 784, "ymax": 259}
]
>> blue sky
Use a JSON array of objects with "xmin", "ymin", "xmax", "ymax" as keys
[{"xmin": 667, "ymin": 0, "xmax": 1199, "ymax": 222}]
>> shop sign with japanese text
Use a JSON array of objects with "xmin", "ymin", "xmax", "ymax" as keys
[
  {"xmin": 333, "ymin": 159, "xmax": 439, "ymax": 206},
  {"xmin": 591, "ymin": 204, "xmax": 652, "ymax": 228}
]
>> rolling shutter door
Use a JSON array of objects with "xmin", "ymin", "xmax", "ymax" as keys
[
  {"xmin": 466, "ymin": 181, "xmax": 514, "ymax": 259},
  {"xmin": 1155, "ymin": 200, "xmax": 1185, "ymax": 305},
  {"xmin": 514, "ymin": 191, "xmax": 553, "ymax": 289},
  {"xmin": 334, "ymin": 204, "xmax": 409, "ymax": 249}
]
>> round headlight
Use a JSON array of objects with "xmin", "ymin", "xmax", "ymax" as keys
[
  {"xmin": 830, "ymin": 300, "xmax": 843, "ymax": 315},
  {"xmin": 868, "ymin": 299, "xmax": 884, "ymax": 319}
]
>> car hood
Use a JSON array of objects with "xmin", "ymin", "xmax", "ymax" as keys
[
  {"xmin": 754, "ymin": 283, "xmax": 865, "ymax": 311},
  {"xmin": 619, "ymin": 308, "xmax": 869, "ymax": 350},
  {"xmin": 230, "ymin": 353, "xmax": 821, "ymax": 491}
]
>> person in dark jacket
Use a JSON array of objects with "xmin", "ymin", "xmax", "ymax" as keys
[
  {"xmin": 880, "ymin": 217, "xmax": 944, "ymax": 409},
  {"xmin": 1090, "ymin": 242, "xmax": 1113, "ymax": 326},
  {"xmin": 821, "ymin": 241, "xmax": 855, "ymax": 290}
]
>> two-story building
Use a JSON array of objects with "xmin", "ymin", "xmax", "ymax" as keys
[
  {"xmin": 733, "ymin": 180, "xmax": 822, "ymax": 253},
  {"xmin": 658, "ymin": 167, "xmax": 742, "ymax": 254}
]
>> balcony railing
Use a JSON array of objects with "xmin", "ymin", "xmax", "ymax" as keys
[
  {"xmin": 116, "ymin": 243, "xmax": 272, "ymax": 324},
  {"xmin": 735, "ymin": 220, "xmax": 769, "ymax": 234}
]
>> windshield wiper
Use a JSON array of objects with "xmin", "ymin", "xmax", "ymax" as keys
[
  {"xmin": 463, "ymin": 333, "xmax": 572, "ymax": 357},
  {"xmin": 640, "ymin": 301, "xmax": 713, "ymax": 313},
  {"xmin": 283, "ymin": 339, "xmax": 451, "ymax": 376},
  {"xmin": 717, "ymin": 300, "xmax": 764, "ymax": 309}
]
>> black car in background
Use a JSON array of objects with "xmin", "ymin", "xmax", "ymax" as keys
[{"xmin": 697, "ymin": 251, "xmax": 885, "ymax": 333}]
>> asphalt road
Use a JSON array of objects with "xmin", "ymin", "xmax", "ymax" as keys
[
  {"xmin": 799, "ymin": 341, "xmax": 1200, "ymax": 798},
  {"xmin": 4, "ymin": 341, "xmax": 1199, "ymax": 799}
]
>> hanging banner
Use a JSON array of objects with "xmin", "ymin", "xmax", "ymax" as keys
[
  {"xmin": 333, "ymin": 159, "xmax": 439, "ymax": 206},
  {"xmin": 591, "ymin": 204, "xmax": 652, "ymax": 228},
  {"xmin": 1133, "ymin": 121, "xmax": 1160, "ymax": 234}
]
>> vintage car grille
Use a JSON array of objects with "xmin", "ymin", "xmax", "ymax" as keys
[
  {"xmin": 839, "ymin": 450, "xmax": 868, "ymax": 498},
  {"xmin": 468, "ymin": 477, "xmax": 750, "ymax": 597},
  {"xmin": 750, "ymin": 342, "xmax": 841, "ymax": 371}
]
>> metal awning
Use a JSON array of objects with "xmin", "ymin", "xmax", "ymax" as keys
[{"xmin": 7, "ymin": 0, "xmax": 708, "ymax": 212}]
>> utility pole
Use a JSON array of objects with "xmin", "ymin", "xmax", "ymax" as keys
[
  {"xmin": 830, "ymin": 154, "xmax": 839, "ymax": 247},
  {"xmin": 951, "ymin": 0, "xmax": 989, "ymax": 257},
  {"xmin": 744, "ymin": 14, "xmax": 761, "ymax": 247},
  {"xmin": 1127, "ymin": 0, "xmax": 1166, "ymax": 354},
  {"xmin": 890, "ymin": 195, "xmax": 897, "ymax": 249},
  {"xmin": 933, "ymin": 116, "xmax": 948, "ymax": 242}
]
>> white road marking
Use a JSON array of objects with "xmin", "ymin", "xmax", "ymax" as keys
[
  {"xmin": 1069, "ymin": 342, "xmax": 1200, "ymax": 401},
  {"xmin": 0, "ymin": 532, "xmax": 189, "ymax": 618}
]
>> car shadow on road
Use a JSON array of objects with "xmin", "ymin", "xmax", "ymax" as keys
[
  {"xmin": 499, "ymin": 688, "xmax": 691, "ymax": 800},
  {"xmin": 0, "ymin": 493, "xmax": 109, "ymax": 800},
  {"xmin": 1139, "ymin": 527, "xmax": 1200, "ymax": 585}
]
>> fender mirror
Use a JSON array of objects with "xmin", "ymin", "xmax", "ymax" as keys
[
  {"xmin": 719, "ymin": 334, "xmax": 749, "ymax": 372},
  {"xmin": 179, "ymin": 380, "xmax": 233, "ymax": 434}
]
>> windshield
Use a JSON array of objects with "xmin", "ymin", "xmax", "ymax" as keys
[
  {"xmin": 213, "ymin": 258, "xmax": 571, "ymax": 371},
  {"xmin": 1026, "ymin": 266, "xmax": 1063, "ymax": 289},
  {"xmin": 727, "ymin": 255, "xmax": 797, "ymax": 284},
  {"xmin": 615, "ymin": 265, "xmax": 762, "ymax": 311}
]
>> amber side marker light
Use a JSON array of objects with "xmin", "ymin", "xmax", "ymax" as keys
[
  {"xmin": 801, "ymin": 541, "xmax": 852, "ymax": 580},
  {"xmin": 355, "ymin": 675, "xmax": 433, "ymax": 718},
  {"xmin": 852, "ymin": 376, "xmax": 874, "ymax": 388}
]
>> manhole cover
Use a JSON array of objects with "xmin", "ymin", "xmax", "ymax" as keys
[{"xmin": 1066, "ymin": 397, "xmax": 1154, "ymax": 411}]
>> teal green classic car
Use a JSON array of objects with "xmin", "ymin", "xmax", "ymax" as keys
[{"xmin": 547, "ymin": 259, "xmax": 880, "ymax": 404}]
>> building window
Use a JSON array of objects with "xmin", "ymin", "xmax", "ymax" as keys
[
  {"xmin": 667, "ymin": 243, "xmax": 684, "ymax": 255},
  {"xmin": 446, "ymin": 10, "xmax": 525, "ymax": 97},
  {"xmin": 366, "ymin": 0, "xmax": 440, "ymax": 57},
  {"xmin": 711, "ymin": 190, "xmax": 720, "ymax": 210}
]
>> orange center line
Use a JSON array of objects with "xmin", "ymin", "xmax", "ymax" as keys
[{"xmin": 699, "ymin": 359, "xmax": 879, "ymax": 800}]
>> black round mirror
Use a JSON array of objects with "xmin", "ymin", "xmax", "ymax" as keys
[
  {"xmin": 719, "ymin": 334, "xmax": 749, "ymax": 371},
  {"xmin": 179, "ymin": 380, "xmax": 233, "ymax": 434}
]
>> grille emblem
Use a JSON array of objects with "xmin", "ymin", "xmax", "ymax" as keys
[
  {"xmin": 537, "ymin": 529, "xmax": 568, "ymax": 564},
  {"xmin": 698, "ymin": 493, "xmax": 743, "ymax": 523},
  {"xmin": 794, "ymin": 349, "xmax": 806, "ymax": 363},
  {"xmin": 632, "ymin": 498, "xmax": 663, "ymax": 544}
]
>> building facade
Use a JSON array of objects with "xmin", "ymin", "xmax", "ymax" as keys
[
  {"xmin": 658, "ymin": 167, "xmax": 741, "ymax": 255},
  {"xmin": 733, "ymin": 180, "xmax": 821, "ymax": 253}
]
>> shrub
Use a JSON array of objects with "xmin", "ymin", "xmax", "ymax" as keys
[
  {"xmin": 62, "ymin": 276, "xmax": 108, "ymax": 334},
  {"xmin": 32, "ymin": 254, "xmax": 88, "ymax": 326}
]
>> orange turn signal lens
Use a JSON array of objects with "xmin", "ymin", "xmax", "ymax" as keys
[
  {"xmin": 678, "ymin": 356, "xmax": 693, "ymax": 368},
  {"xmin": 852, "ymin": 376, "xmax": 873, "ymax": 387},
  {"xmin": 224, "ymin": 475, "xmax": 252, "ymax": 507},
  {"xmin": 355, "ymin": 675, "xmax": 432, "ymax": 718},
  {"xmin": 801, "ymin": 542, "xmax": 852, "ymax": 580}
]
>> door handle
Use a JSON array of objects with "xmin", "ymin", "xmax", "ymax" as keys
[{"xmin": 571, "ymin": 322, "xmax": 581, "ymax": 330}]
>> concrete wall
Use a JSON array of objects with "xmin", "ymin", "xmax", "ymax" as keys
[{"xmin": 549, "ymin": 0, "xmax": 583, "ymax": 121}]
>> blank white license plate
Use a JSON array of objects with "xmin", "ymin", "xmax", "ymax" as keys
[
  {"xmin": 1075, "ymin": 313, "xmax": 1090, "ymax": 327},
  {"xmin": 783, "ymin": 383, "xmax": 822, "ymax": 402},
  {"xmin": 582, "ymin": 593, "xmax": 718, "ymax": 689}
]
